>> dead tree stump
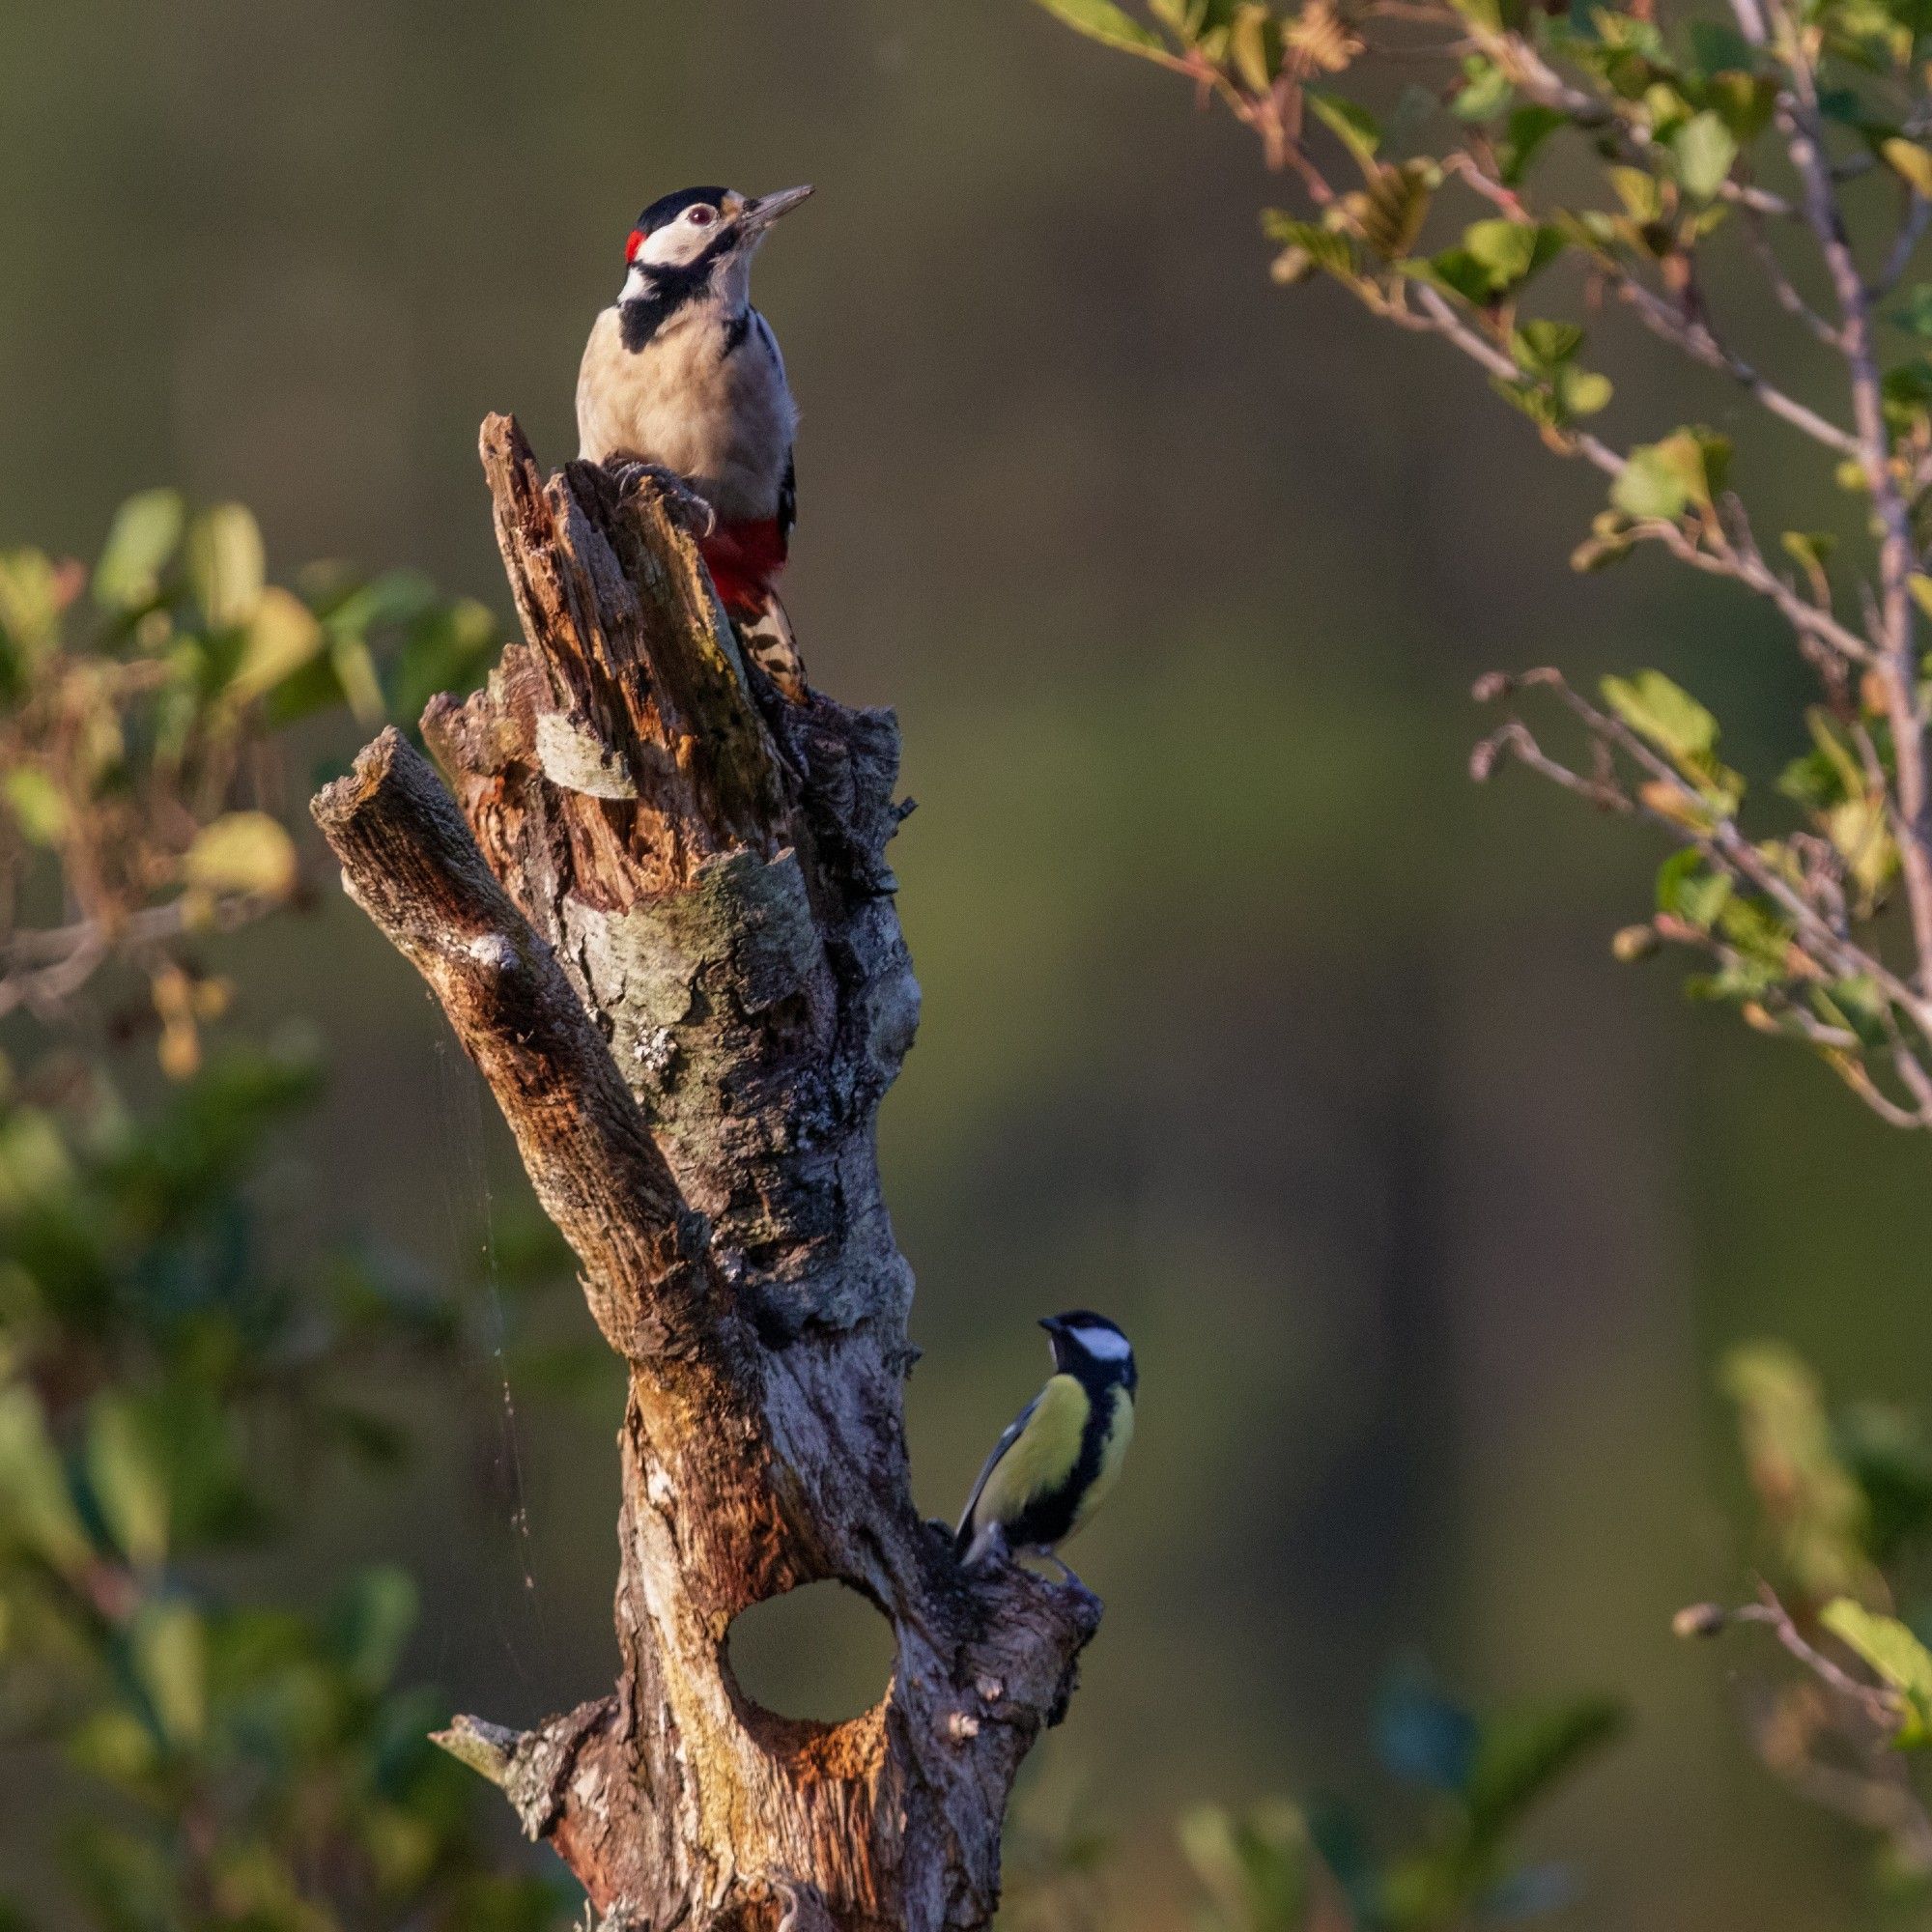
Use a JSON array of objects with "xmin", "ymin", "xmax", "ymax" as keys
[{"xmin": 310, "ymin": 416, "xmax": 1099, "ymax": 1931}]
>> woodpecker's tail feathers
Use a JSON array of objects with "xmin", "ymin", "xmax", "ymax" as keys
[{"xmin": 734, "ymin": 590, "xmax": 809, "ymax": 705}]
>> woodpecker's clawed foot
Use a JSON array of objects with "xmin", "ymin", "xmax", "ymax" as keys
[{"xmin": 603, "ymin": 458, "xmax": 717, "ymax": 538}]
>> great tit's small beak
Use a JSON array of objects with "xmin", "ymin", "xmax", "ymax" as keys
[
  {"xmin": 740, "ymin": 185, "xmax": 814, "ymax": 233},
  {"xmin": 1038, "ymin": 1316, "xmax": 1064, "ymax": 1335}
]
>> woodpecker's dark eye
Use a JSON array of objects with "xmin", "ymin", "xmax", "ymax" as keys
[{"xmin": 688, "ymin": 205, "xmax": 717, "ymax": 226}]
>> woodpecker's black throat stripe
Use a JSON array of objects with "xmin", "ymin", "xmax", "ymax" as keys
[{"xmin": 618, "ymin": 228, "xmax": 741, "ymax": 353}]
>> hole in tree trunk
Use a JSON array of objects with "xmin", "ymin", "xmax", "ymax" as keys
[{"xmin": 724, "ymin": 1579, "xmax": 897, "ymax": 1725}]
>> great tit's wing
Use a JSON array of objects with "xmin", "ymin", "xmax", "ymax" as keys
[{"xmin": 955, "ymin": 1393, "xmax": 1039, "ymax": 1547}]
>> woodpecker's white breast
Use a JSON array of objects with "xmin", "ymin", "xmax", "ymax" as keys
[{"xmin": 577, "ymin": 304, "xmax": 796, "ymax": 528}]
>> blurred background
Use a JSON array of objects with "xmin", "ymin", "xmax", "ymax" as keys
[{"xmin": 1, "ymin": 1, "xmax": 1923, "ymax": 1925}]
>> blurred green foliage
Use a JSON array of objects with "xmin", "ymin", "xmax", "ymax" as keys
[
  {"xmin": 0, "ymin": 491, "xmax": 497, "ymax": 1074},
  {"xmin": 1678, "ymin": 1342, "xmax": 1932, "ymax": 1899},
  {"xmin": 0, "ymin": 496, "xmax": 564, "ymax": 1930},
  {"xmin": 1177, "ymin": 1678, "xmax": 1622, "ymax": 1932}
]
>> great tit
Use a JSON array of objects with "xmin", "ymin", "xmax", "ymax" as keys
[{"xmin": 954, "ymin": 1312, "xmax": 1137, "ymax": 1583}]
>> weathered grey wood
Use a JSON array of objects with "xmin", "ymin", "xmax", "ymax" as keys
[{"xmin": 313, "ymin": 415, "xmax": 1098, "ymax": 1932}]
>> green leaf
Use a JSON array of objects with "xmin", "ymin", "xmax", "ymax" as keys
[
  {"xmin": 1722, "ymin": 1342, "xmax": 1874, "ymax": 1599},
  {"xmin": 1780, "ymin": 529, "xmax": 1838, "ymax": 577},
  {"xmin": 1706, "ymin": 71, "xmax": 1776, "ymax": 142},
  {"xmin": 1827, "ymin": 794, "xmax": 1898, "ymax": 900},
  {"xmin": 1882, "ymin": 136, "xmax": 1932, "ymax": 197},
  {"xmin": 1821, "ymin": 1600, "xmax": 1932, "ymax": 1744},
  {"xmin": 182, "ymin": 811, "xmax": 298, "ymax": 897},
  {"xmin": 1263, "ymin": 213, "xmax": 1362, "ymax": 285},
  {"xmin": 0, "ymin": 1383, "xmax": 92, "ymax": 1573},
  {"xmin": 1034, "ymin": 0, "xmax": 1170, "ymax": 55},
  {"xmin": 1889, "ymin": 284, "xmax": 1932, "ymax": 335},
  {"xmin": 226, "ymin": 585, "xmax": 324, "ymax": 704},
  {"xmin": 2, "ymin": 768, "xmax": 70, "ymax": 847},
  {"xmin": 185, "ymin": 503, "xmax": 266, "ymax": 629},
  {"xmin": 1179, "ymin": 1802, "xmax": 1309, "ymax": 1932},
  {"xmin": 1686, "ymin": 18, "xmax": 1756, "ymax": 76},
  {"xmin": 85, "ymin": 1397, "xmax": 170, "ymax": 1570},
  {"xmin": 1464, "ymin": 1697, "xmax": 1626, "ymax": 1845},
  {"xmin": 1228, "ymin": 2, "xmax": 1281, "ymax": 89},
  {"xmin": 1498, "ymin": 104, "xmax": 1566, "ymax": 183},
  {"xmin": 386, "ymin": 596, "xmax": 497, "ymax": 730},
  {"xmin": 1563, "ymin": 368, "xmax": 1613, "ymax": 413},
  {"xmin": 1656, "ymin": 848, "xmax": 1732, "ymax": 927},
  {"xmin": 1357, "ymin": 163, "xmax": 1432, "ymax": 259},
  {"xmin": 328, "ymin": 1565, "xmax": 418, "ymax": 1692},
  {"xmin": 1409, "ymin": 222, "xmax": 1563, "ymax": 303},
  {"xmin": 1611, "ymin": 430, "xmax": 1730, "ymax": 520},
  {"xmin": 1463, "ymin": 218, "xmax": 1554, "ymax": 284},
  {"xmin": 1607, "ymin": 164, "xmax": 1665, "ymax": 224},
  {"xmin": 330, "ymin": 634, "xmax": 387, "ymax": 725},
  {"xmin": 0, "ymin": 549, "xmax": 63, "ymax": 660},
  {"xmin": 1307, "ymin": 92, "xmax": 1382, "ymax": 165},
  {"xmin": 1514, "ymin": 320, "xmax": 1584, "ymax": 368},
  {"xmin": 1602, "ymin": 668, "xmax": 1719, "ymax": 760},
  {"xmin": 1672, "ymin": 110, "xmax": 1740, "ymax": 199},
  {"xmin": 93, "ymin": 490, "xmax": 185, "ymax": 611},
  {"xmin": 128, "ymin": 1599, "xmax": 208, "ymax": 1747},
  {"xmin": 1450, "ymin": 54, "xmax": 1515, "ymax": 120}
]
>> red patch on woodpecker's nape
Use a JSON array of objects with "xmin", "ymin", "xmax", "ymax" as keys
[{"xmin": 625, "ymin": 227, "xmax": 647, "ymax": 265}]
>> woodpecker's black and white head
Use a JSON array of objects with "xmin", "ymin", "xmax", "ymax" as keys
[
  {"xmin": 616, "ymin": 184, "xmax": 812, "ymax": 327},
  {"xmin": 1041, "ymin": 1311, "xmax": 1137, "ymax": 1390}
]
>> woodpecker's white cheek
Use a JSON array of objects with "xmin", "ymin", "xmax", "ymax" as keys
[{"xmin": 638, "ymin": 220, "xmax": 712, "ymax": 269}]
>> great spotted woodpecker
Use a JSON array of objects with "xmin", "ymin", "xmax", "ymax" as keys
[{"xmin": 577, "ymin": 184, "xmax": 813, "ymax": 700}]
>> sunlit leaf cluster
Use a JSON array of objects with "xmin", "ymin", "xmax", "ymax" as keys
[
  {"xmin": 0, "ymin": 494, "xmax": 497, "ymax": 1070},
  {"xmin": 1036, "ymin": 0, "xmax": 1932, "ymax": 1131}
]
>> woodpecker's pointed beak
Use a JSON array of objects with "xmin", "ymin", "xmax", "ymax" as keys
[{"xmin": 740, "ymin": 185, "xmax": 814, "ymax": 234}]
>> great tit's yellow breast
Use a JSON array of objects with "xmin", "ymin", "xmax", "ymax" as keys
[{"xmin": 974, "ymin": 1374, "xmax": 1088, "ymax": 1528}]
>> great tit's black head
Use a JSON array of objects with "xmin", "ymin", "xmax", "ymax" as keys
[
  {"xmin": 1041, "ymin": 1310, "xmax": 1134, "ymax": 1378},
  {"xmin": 623, "ymin": 184, "xmax": 814, "ymax": 275}
]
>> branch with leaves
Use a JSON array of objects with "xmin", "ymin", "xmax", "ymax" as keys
[
  {"xmin": 0, "ymin": 495, "xmax": 497, "ymax": 1070},
  {"xmin": 1670, "ymin": 1344, "xmax": 1932, "ymax": 1888},
  {"xmin": 1037, "ymin": 0, "xmax": 1932, "ymax": 1126}
]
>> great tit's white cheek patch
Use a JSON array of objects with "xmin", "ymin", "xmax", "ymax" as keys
[{"xmin": 1071, "ymin": 1325, "xmax": 1132, "ymax": 1362}]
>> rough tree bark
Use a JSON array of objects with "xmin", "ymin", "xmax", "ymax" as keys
[{"xmin": 310, "ymin": 417, "xmax": 1099, "ymax": 1932}]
